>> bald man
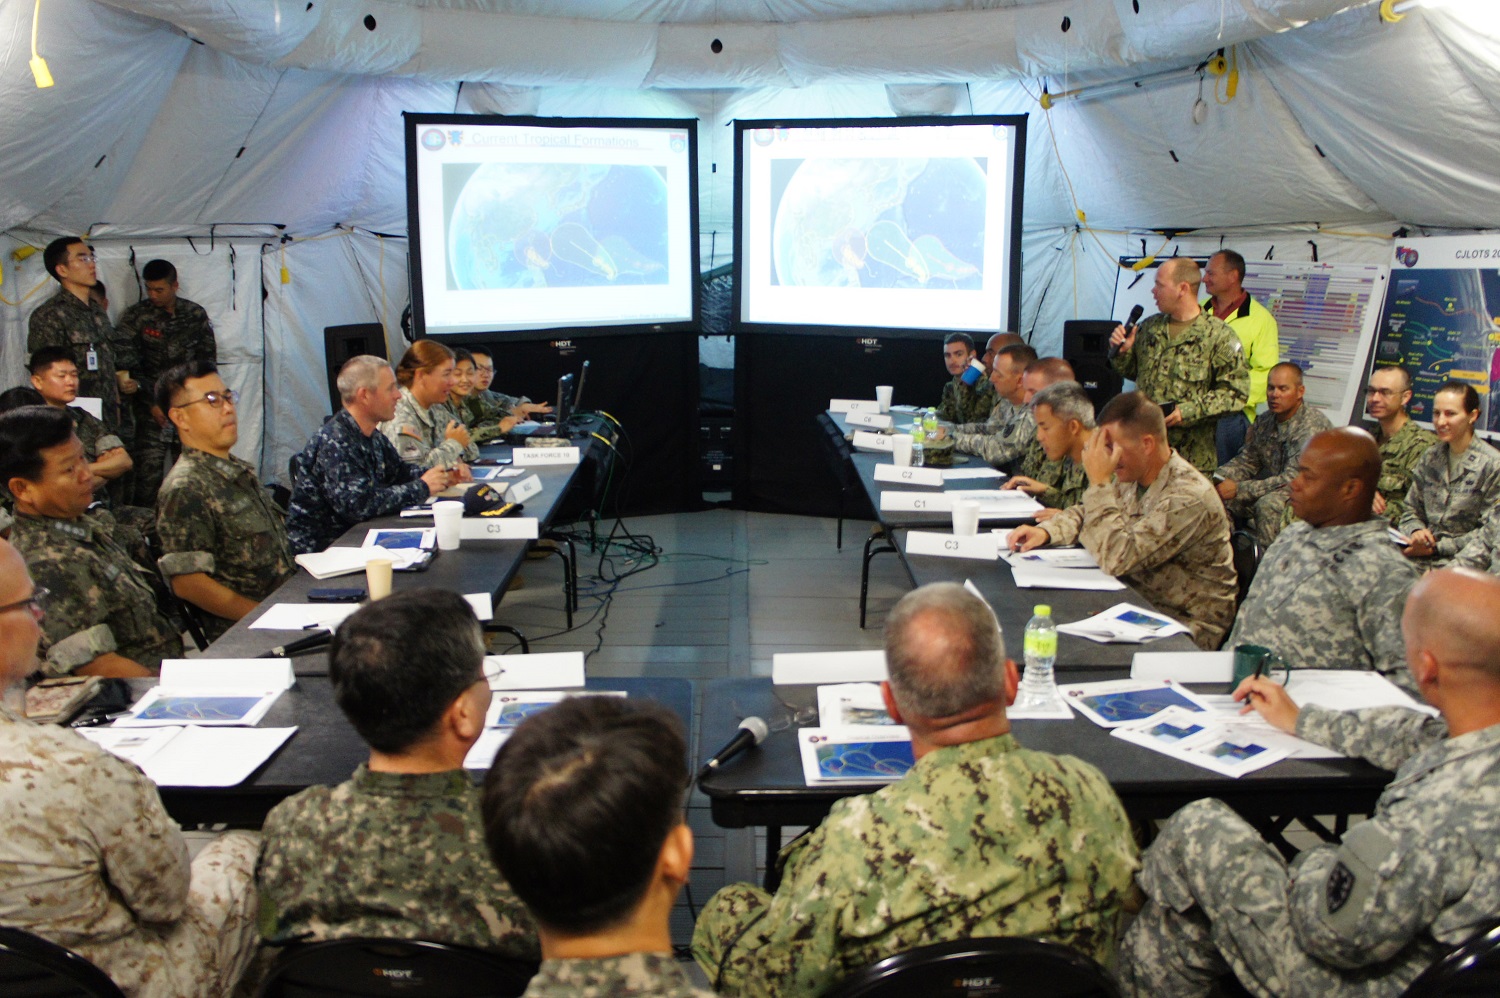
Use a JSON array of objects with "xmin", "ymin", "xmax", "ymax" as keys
[
  {"xmin": 1227, "ymin": 428, "xmax": 1420, "ymax": 689},
  {"xmin": 1110, "ymin": 258, "xmax": 1249, "ymax": 474},
  {"xmin": 980, "ymin": 331, "xmax": 1024, "ymax": 374},
  {"xmin": 1119, "ymin": 567, "xmax": 1500, "ymax": 997},
  {"xmin": 1215, "ymin": 362, "xmax": 1333, "ymax": 547}
]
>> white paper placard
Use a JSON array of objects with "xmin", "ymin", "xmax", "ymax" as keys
[
  {"xmin": 507, "ymin": 474, "xmax": 544, "ymax": 503},
  {"xmin": 873, "ymin": 464, "xmax": 944, "ymax": 487},
  {"xmin": 851, "ymin": 430, "xmax": 897, "ymax": 452},
  {"xmin": 70, "ymin": 397, "xmax": 103, "ymax": 420},
  {"xmin": 845, "ymin": 411, "xmax": 894, "ymax": 430},
  {"xmin": 160, "ymin": 659, "xmax": 295, "ymax": 691},
  {"xmin": 880, "ymin": 490, "xmax": 951, "ymax": 512},
  {"xmin": 772, "ymin": 649, "xmax": 887, "ymax": 685},
  {"xmin": 464, "ymin": 593, "xmax": 494, "ymax": 622},
  {"xmin": 485, "ymin": 651, "xmax": 586, "ymax": 689},
  {"xmin": 459, "ymin": 517, "xmax": 540, "ymax": 540},
  {"xmin": 830, "ymin": 399, "xmax": 880, "ymax": 413},
  {"xmin": 904, "ymin": 530, "xmax": 1000, "ymax": 561},
  {"xmin": 1131, "ymin": 651, "xmax": 1234, "ymax": 682},
  {"xmin": 513, "ymin": 446, "xmax": 580, "ymax": 465}
]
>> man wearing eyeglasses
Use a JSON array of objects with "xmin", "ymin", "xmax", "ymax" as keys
[
  {"xmin": 0, "ymin": 405, "xmax": 179, "ymax": 677},
  {"xmin": 27, "ymin": 237, "xmax": 133, "ymax": 435},
  {"xmin": 0, "ymin": 537, "xmax": 262, "ymax": 998},
  {"xmin": 154, "ymin": 360, "xmax": 293, "ymax": 638},
  {"xmin": 1362, "ymin": 365, "xmax": 1437, "ymax": 523}
]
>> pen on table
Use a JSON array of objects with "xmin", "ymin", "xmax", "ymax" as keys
[{"xmin": 73, "ymin": 710, "xmax": 131, "ymax": 728}]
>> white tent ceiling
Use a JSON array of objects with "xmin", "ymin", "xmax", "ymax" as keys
[{"xmin": 1, "ymin": 0, "xmax": 1497, "ymax": 481}]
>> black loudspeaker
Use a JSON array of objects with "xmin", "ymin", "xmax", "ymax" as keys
[
  {"xmin": 1062, "ymin": 319, "xmax": 1124, "ymax": 413},
  {"xmin": 323, "ymin": 324, "xmax": 388, "ymax": 413}
]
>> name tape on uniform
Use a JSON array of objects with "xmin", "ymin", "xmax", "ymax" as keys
[
  {"xmin": 904, "ymin": 530, "xmax": 1000, "ymax": 561},
  {"xmin": 460, "ymin": 517, "xmax": 540, "ymax": 541},
  {"xmin": 513, "ymin": 446, "xmax": 580, "ymax": 465},
  {"xmin": 873, "ymin": 464, "xmax": 943, "ymax": 487}
]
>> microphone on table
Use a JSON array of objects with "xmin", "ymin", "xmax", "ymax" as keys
[
  {"xmin": 1107, "ymin": 304, "xmax": 1146, "ymax": 360},
  {"xmin": 697, "ymin": 716, "xmax": 770, "ymax": 783},
  {"xmin": 257, "ymin": 628, "xmax": 333, "ymax": 659}
]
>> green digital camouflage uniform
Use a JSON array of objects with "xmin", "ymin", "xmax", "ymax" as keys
[
  {"xmin": 1227, "ymin": 520, "xmax": 1420, "ymax": 692},
  {"xmin": 257, "ymin": 766, "xmax": 539, "ymax": 958},
  {"xmin": 453, "ymin": 391, "xmax": 512, "ymax": 445},
  {"xmin": 691, "ymin": 735, "xmax": 1138, "ymax": 997},
  {"xmin": 951, "ymin": 396, "xmax": 1036, "ymax": 469},
  {"xmin": 27, "ymin": 288, "xmax": 123, "ymax": 433},
  {"xmin": 67, "ymin": 403, "xmax": 125, "ymax": 461},
  {"xmin": 935, "ymin": 373, "xmax": 996, "ymax": 426},
  {"xmin": 1017, "ymin": 438, "xmax": 1089, "ymax": 511},
  {"xmin": 114, "ymin": 296, "xmax": 217, "ymax": 506},
  {"xmin": 523, "ymin": 954, "xmax": 715, "ymax": 998},
  {"xmin": 0, "ymin": 705, "xmax": 260, "ymax": 998},
  {"xmin": 379, "ymin": 387, "xmax": 480, "ymax": 468},
  {"xmin": 1399, "ymin": 438, "xmax": 1500, "ymax": 568},
  {"xmin": 10, "ymin": 509, "xmax": 182, "ymax": 676},
  {"xmin": 156, "ymin": 446, "xmax": 295, "ymax": 639},
  {"xmin": 1217, "ymin": 402, "xmax": 1333, "ymax": 548},
  {"xmin": 1366, "ymin": 418, "xmax": 1437, "ymax": 524},
  {"xmin": 1040, "ymin": 452, "xmax": 1237, "ymax": 650},
  {"xmin": 1110, "ymin": 311, "xmax": 1250, "ymax": 473},
  {"xmin": 1118, "ymin": 705, "xmax": 1500, "ymax": 998}
]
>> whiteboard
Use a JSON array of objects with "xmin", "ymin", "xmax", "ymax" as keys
[{"xmin": 1113, "ymin": 259, "xmax": 1389, "ymax": 426}]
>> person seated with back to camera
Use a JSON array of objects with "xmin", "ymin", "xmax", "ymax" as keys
[
  {"xmin": 380, "ymin": 339, "xmax": 479, "ymax": 471},
  {"xmin": 1398, "ymin": 379, "xmax": 1500, "ymax": 570},
  {"xmin": 257, "ymin": 589, "xmax": 538, "ymax": 964}
]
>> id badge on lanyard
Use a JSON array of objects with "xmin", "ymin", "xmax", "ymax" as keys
[{"xmin": 86, "ymin": 347, "xmax": 99, "ymax": 372}]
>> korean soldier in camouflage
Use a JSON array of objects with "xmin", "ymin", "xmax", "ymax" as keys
[
  {"xmin": 1110, "ymin": 258, "xmax": 1250, "ymax": 474},
  {"xmin": 1229, "ymin": 429, "xmax": 1420, "ymax": 692},
  {"xmin": 1004, "ymin": 380, "xmax": 1093, "ymax": 513},
  {"xmin": 947, "ymin": 344, "xmax": 1038, "ymax": 469},
  {"xmin": 155, "ymin": 362, "xmax": 294, "ymax": 639},
  {"xmin": 27, "ymin": 237, "xmax": 132, "ymax": 434},
  {"xmin": 470, "ymin": 345, "xmax": 551, "ymax": 421},
  {"xmin": 1215, "ymin": 362, "xmax": 1333, "ymax": 548},
  {"xmin": 0, "ymin": 538, "xmax": 261, "ymax": 998},
  {"xmin": 285, "ymin": 357, "xmax": 454, "ymax": 555},
  {"xmin": 1010, "ymin": 393, "xmax": 1237, "ymax": 650},
  {"xmin": 692, "ymin": 583, "xmax": 1138, "ymax": 997},
  {"xmin": 934, "ymin": 332, "xmax": 997, "ymax": 425},
  {"xmin": 484, "ymin": 697, "xmax": 713, "ymax": 998},
  {"xmin": 1361, "ymin": 365, "xmax": 1437, "ymax": 523},
  {"xmin": 1398, "ymin": 381, "xmax": 1500, "ymax": 569},
  {"xmin": 114, "ymin": 259, "xmax": 218, "ymax": 506},
  {"xmin": 1118, "ymin": 568, "xmax": 1500, "ymax": 998},
  {"xmin": 258, "ymin": 591, "xmax": 538, "ymax": 958},
  {"xmin": 449, "ymin": 348, "xmax": 518, "ymax": 445},
  {"xmin": 1, "ymin": 406, "xmax": 179, "ymax": 677}
]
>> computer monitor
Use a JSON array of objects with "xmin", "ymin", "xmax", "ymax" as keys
[
  {"xmin": 555, "ymin": 373, "xmax": 576, "ymax": 426},
  {"xmin": 572, "ymin": 360, "xmax": 590, "ymax": 417}
]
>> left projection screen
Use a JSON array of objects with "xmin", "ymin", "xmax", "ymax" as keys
[{"xmin": 406, "ymin": 114, "xmax": 699, "ymax": 338}]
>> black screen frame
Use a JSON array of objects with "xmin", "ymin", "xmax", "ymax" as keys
[
  {"xmin": 732, "ymin": 113, "xmax": 1027, "ymax": 340},
  {"xmin": 404, "ymin": 112, "xmax": 701, "ymax": 341}
]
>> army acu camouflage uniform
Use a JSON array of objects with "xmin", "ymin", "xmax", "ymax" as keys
[
  {"xmin": 27, "ymin": 288, "xmax": 123, "ymax": 433},
  {"xmin": 114, "ymin": 295, "xmax": 217, "ymax": 506},
  {"xmin": 285, "ymin": 409, "xmax": 432, "ymax": 554},
  {"xmin": 380, "ymin": 387, "xmax": 480, "ymax": 468},
  {"xmin": 11, "ymin": 509, "xmax": 182, "ymax": 676},
  {"xmin": 1217, "ymin": 402, "xmax": 1333, "ymax": 548},
  {"xmin": 691, "ymin": 735, "xmax": 1138, "ymax": 997},
  {"xmin": 1453, "ymin": 506, "xmax": 1500, "ymax": 574},
  {"xmin": 1228, "ymin": 520, "xmax": 1420, "ymax": 692},
  {"xmin": 951, "ymin": 397, "xmax": 1036, "ymax": 470},
  {"xmin": 524, "ymin": 954, "xmax": 715, "ymax": 997},
  {"xmin": 935, "ymin": 373, "xmax": 996, "ymax": 426},
  {"xmin": 1365, "ymin": 418, "xmax": 1437, "ymax": 524},
  {"xmin": 1111, "ymin": 311, "xmax": 1250, "ymax": 473},
  {"xmin": 156, "ymin": 446, "xmax": 295, "ymax": 639},
  {"xmin": 1039, "ymin": 451, "xmax": 1236, "ymax": 650},
  {"xmin": 258, "ymin": 766, "xmax": 539, "ymax": 957},
  {"xmin": 1398, "ymin": 439, "xmax": 1500, "ymax": 569},
  {"xmin": 0, "ymin": 704, "xmax": 260, "ymax": 998},
  {"xmin": 1118, "ymin": 705, "xmax": 1500, "ymax": 998}
]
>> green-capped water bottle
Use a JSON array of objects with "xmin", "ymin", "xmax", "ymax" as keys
[{"xmin": 1016, "ymin": 604, "xmax": 1064, "ymax": 713}]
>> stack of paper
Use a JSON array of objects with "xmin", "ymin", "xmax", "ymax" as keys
[
  {"xmin": 817, "ymin": 683, "xmax": 901, "ymax": 732},
  {"xmin": 80, "ymin": 726, "xmax": 298, "ymax": 787},
  {"xmin": 114, "ymin": 659, "xmax": 295, "ymax": 728},
  {"xmin": 948, "ymin": 489, "xmax": 1045, "ymax": 520},
  {"xmin": 295, "ymin": 543, "xmax": 429, "ymax": 578},
  {"xmin": 1111, "ymin": 706, "xmax": 1290, "ymax": 778},
  {"xmin": 1060, "ymin": 678, "xmax": 1215, "ymax": 728},
  {"xmin": 942, "ymin": 467, "xmax": 1006, "ymax": 481},
  {"xmin": 1056, "ymin": 602, "xmax": 1190, "ymax": 641},
  {"xmin": 798, "ymin": 727, "xmax": 914, "ymax": 786},
  {"xmin": 1009, "ymin": 562, "xmax": 1126, "ymax": 591},
  {"xmin": 250, "ymin": 602, "xmax": 363, "ymax": 631}
]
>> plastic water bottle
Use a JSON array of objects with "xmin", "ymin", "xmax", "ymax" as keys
[
  {"xmin": 1016, "ymin": 604, "xmax": 1064, "ymax": 712},
  {"xmin": 922, "ymin": 407, "xmax": 939, "ymax": 438},
  {"xmin": 910, "ymin": 419, "xmax": 926, "ymax": 466}
]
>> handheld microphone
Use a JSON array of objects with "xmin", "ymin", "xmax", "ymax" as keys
[
  {"xmin": 257, "ymin": 629, "xmax": 333, "ymax": 659},
  {"xmin": 1107, "ymin": 304, "xmax": 1146, "ymax": 360},
  {"xmin": 697, "ymin": 716, "xmax": 770, "ymax": 782}
]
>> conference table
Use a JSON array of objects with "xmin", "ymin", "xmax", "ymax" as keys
[
  {"xmin": 205, "ymin": 425, "xmax": 608, "ymax": 673},
  {"xmin": 137, "ymin": 675, "xmax": 693, "ymax": 827}
]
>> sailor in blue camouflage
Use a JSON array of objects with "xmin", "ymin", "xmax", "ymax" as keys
[{"xmin": 285, "ymin": 408, "xmax": 436, "ymax": 554}]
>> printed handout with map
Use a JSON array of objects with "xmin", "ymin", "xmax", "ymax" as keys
[{"xmin": 1059, "ymin": 678, "xmax": 1215, "ymax": 728}]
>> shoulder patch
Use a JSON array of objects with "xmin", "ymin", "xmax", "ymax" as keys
[
  {"xmin": 1325, "ymin": 860, "xmax": 1356, "ymax": 913},
  {"xmin": 398, "ymin": 425, "xmax": 423, "ymax": 439}
]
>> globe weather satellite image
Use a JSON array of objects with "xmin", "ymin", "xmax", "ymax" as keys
[
  {"xmin": 771, "ymin": 157, "xmax": 987, "ymax": 289},
  {"xmin": 445, "ymin": 162, "xmax": 670, "ymax": 290}
]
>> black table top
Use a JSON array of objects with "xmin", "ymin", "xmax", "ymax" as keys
[
  {"xmin": 141, "ymin": 675, "xmax": 693, "ymax": 827},
  {"xmin": 204, "ymin": 435, "xmax": 595, "ymax": 669},
  {"xmin": 696, "ymin": 676, "xmax": 1391, "ymax": 830}
]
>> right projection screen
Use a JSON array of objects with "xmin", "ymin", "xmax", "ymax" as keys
[{"xmin": 734, "ymin": 115, "xmax": 1027, "ymax": 337}]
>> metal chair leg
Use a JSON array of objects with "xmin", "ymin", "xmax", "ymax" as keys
[{"xmin": 484, "ymin": 623, "xmax": 530, "ymax": 654}]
